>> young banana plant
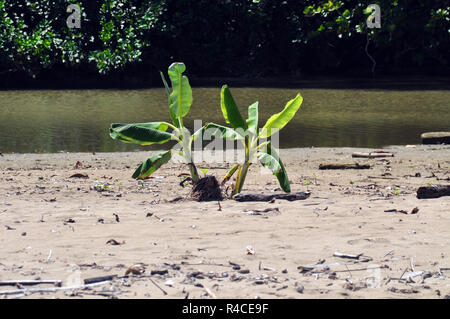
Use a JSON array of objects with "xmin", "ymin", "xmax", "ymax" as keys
[
  {"xmin": 205, "ymin": 85, "xmax": 303, "ymax": 195},
  {"xmin": 109, "ymin": 62, "xmax": 201, "ymax": 182}
]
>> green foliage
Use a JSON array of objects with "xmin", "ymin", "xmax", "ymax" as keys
[
  {"xmin": 109, "ymin": 62, "xmax": 201, "ymax": 181},
  {"xmin": 0, "ymin": 1, "xmax": 449, "ymax": 80},
  {"xmin": 0, "ymin": 0, "xmax": 163, "ymax": 76},
  {"xmin": 208, "ymin": 85, "xmax": 303, "ymax": 195},
  {"xmin": 301, "ymin": 0, "xmax": 450, "ymax": 71}
]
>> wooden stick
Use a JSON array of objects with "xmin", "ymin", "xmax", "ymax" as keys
[
  {"xmin": 0, "ymin": 280, "xmax": 62, "ymax": 287},
  {"xmin": 333, "ymin": 252, "xmax": 363, "ymax": 259},
  {"xmin": 312, "ymin": 265, "xmax": 385, "ymax": 274},
  {"xmin": 382, "ymin": 250, "xmax": 395, "ymax": 258},
  {"xmin": 0, "ymin": 280, "xmax": 111, "ymax": 296},
  {"xmin": 204, "ymin": 286, "xmax": 217, "ymax": 299},
  {"xmin": 319, "ymin": 163, "xmax": 370, "ymax": 170},
  {"xmin": 84, "ymin": 275, "xmax": 117, "ymax": 285},
  {"xmin": 352, "ymin": 152, "xmax": 394, "ymax": 158},
  {"xmin": 149, "ymin": 278, "xmax": 168, "ymax": 295},
  {"xmin": 234, "ymin": 192, "xmax": 310, "ymax": 202},
  {"xmin": 421, "ymin": 132, "xmax": 450, "ymax": 145}
]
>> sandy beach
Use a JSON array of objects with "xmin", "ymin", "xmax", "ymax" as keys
[{"xmin": 0, "ymin": 145, "xmax": 449, "ymax": 299}]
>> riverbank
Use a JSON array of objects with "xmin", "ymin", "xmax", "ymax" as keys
[{"xmin": 0, "ymin": 145, "xmax": 449, "ymax": 299}]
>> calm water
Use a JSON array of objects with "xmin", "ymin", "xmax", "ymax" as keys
[{"xmin": 0, "ymin": 88, "xmax": 449, "ymax": 153}]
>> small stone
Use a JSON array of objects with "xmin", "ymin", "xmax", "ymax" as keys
[{"xmin": 296, "ymin": 284, "xmax": 304, "ymax": 294}]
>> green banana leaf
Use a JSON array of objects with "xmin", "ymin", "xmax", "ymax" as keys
[
  {"xmin": 261, "ymin": 93, "xmax": 303, "ymax": 138},
  {"xmin": 132, "ymin": 150, "xmax": 172, "ymax": 179},
  {"xmin": 258, "ymin": 142, "xmax": 291, "ymax": 193},
  {"xmin": 220, "ymin": 85, "xmax": 247, "ymax": 130},
  {"xmin": 203, "ymin": 123, "xmax": 245, "ymax": 140},
  {"xmin": 110, "ymin": 122, "xmax": 173, "ymax": 145},
  {"xmin": 160, "ymin": 71, "xmax": 180, "ymax": 128},
  {"xmin": 246, "ymin": 101, "xmax": 259, "ymax": 136},
  {"xmin": 168, "ymin": 63, "xmax": 193, "ymax": 123}
]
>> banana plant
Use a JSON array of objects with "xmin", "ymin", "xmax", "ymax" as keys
[
  {"xmin": 205, "ymin": 85, "xmax": 303, "ymax": 195},
  {"xmin": 109, "ymin": 62, "xmax": 201, "ymax": 182}
]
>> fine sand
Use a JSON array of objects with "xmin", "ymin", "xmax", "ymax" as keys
[{"xmin": 0, "ymin": 145, "xmax": 449, "ymax": 299}]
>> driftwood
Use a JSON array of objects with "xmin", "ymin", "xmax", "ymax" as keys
[
  {"xmin": 234, "ymin": 192, "xmax": 310, "ymax": 202},
  {"xmin": 0, "ymin": 279, "xmax": 62, "ymax": 287},
  {"xmin": 149, "ymin": 278, "xmax": 168, "ymax": 296},
  {"xmin": 0, "ymin": 280, "xmax": 111, "ymax": 296},
  {"xmin": 400, "ymin": 271, "xmax": 425, "ymax": 280},
  {"xmin": 352, "ymin": 152, "xmax": 394, "ymax": 158},
  {"xmin": 333, "ymin": 252, "xmax": 363, "ymax": 260},
  {"xmin": 421, "ymin": 132, "xmax": 450, "ymax": 145},
  {"xmin": 319, "ymin": 163, "xmax": 370, "ymax": 170},
  {"xmin": 297, "ymin": 262, "xmax": 340, "ymax": 273},
  {"xmin": 84, "ymin": 275, "xmax": 117, "ymax": 285},
  {"xmin": 417, "ymin": 185, "xmax": 450, "ymax": 199}
]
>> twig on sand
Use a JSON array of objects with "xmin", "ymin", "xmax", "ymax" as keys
[
  {"xmin": 382, "ymin": 250, "xmax": 394, "ymax": 259},
  {"xmin": 0, "ymin": 280, "xmax": 62, "ymax": 287},
  {"xmin": 333, "ymin": 252, "xmax": 363, "ymax": 260},
  {"xmin": 149, "ymin": 278, "xmax": 168, "ymax": 295},
  {"xmin": 345, "ymin": 264, "xmax": 353, "ymax": 278},
  {"xmin": 399, "ymin": 268, "xmax": 408, "ymax": 281},
  {"xmin": 204, "ymin": 286, "xmax": 217, "ymax": 299},
  {"xmin": 234, "ymin": 192, "xmax": 310, "ymax": 202},
  {"xmin": 325, "ymin": 265, "xmax": 386, "ymax": 274},
  {"xmin": 298, "ymin": 262, "xmax": 340, "ymax": 273},
  {"xmin": 0, "ymin": 280, "xmax": 111, "ymax": 296},
  {"xmin": 46, "ymin": 249, "xmax": 52, "ymax": 263},
  {"xmin": 84, "ymin": 275, "xmax": 117, "ymax": 285},
  {"xmin": 352, "ymin": 152, "xmax": 394, "ymax": 158},
  {"xmin": 181, "ymin": 262, "xmax": 231, "ymax": 267},
  {"xmin": 400, "ymin": 271, "xmax": 424, "ymax": 281},
  {"xmin": 319, "ymin": 163, "xmax": 370, "ymax": 170}
]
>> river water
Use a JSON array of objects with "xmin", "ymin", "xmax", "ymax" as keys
[{"xmin": 0, "ymin": 88, "xmax": 449, "ymax": 153}]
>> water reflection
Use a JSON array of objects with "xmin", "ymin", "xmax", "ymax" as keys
[{"xmin": 0, "ymin": 88, "xmax": 449, "ymax": 153}]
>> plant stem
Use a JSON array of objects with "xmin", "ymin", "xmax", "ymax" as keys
[
  {"xmin": 234, "ymin": 162, "xmax": 250, "ymax": 194},
  {"xmin": 189, "ymin": 162, "xmax": 200, "ymax": 183},
  {"xmin": 180, "ymin": 132, "xmax": 199, "ymax": 183}
]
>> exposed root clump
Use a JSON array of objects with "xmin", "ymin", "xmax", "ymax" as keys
[{"xmin": 191, "ymin": 176, "xmax": 223, "ymax": 202}]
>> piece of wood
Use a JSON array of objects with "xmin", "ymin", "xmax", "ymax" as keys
[
  {"xmin": 333, "ymin": 252, "xmax": 363, "ymax": 259},
  {"xmin": 297, "ymin": 262, "xmax": 340, "ymax": 273},
  {"xmin": 319, "ymin": 163, "xmax": 370, "ymax": 170},
  {"xmin": 421, "ymin": 132, "xmax": 450, "ymax": 145},
  {"xmin": 0, "ymin": 280, "xmax": 111, "ymax": 296},
  {"xmin": 417, "ymin": 185, "xmax": 450, "ymax": 199},
  {"xmin": 352, "ymin": 152, "xmax": 394, "ymax": 158},
  {"xmin": 204, "ymin": 286, "xmax": 217, "ymax": 299},
  {"xmin": 234, "ymin": 192, "xmax": 310, "ymax": 202},
  {"xmin": 84, "ymin": 275, "xmax": 117, "ymax": 285},
  {"xmin": 0, "ymin": 280, "xmax": 62, "ymax": 287},
  {"xmin": 400, "ymin": 271, "xmax": 424, "ymax": 280},
  {"xmin": 149, "ymin": 278, "xmax": 168, "ymax": 295}
]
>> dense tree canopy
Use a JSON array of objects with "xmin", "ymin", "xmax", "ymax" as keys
[{"xmin": 0, "ymin": 0, "xmax": 449, "ymax": 87}]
